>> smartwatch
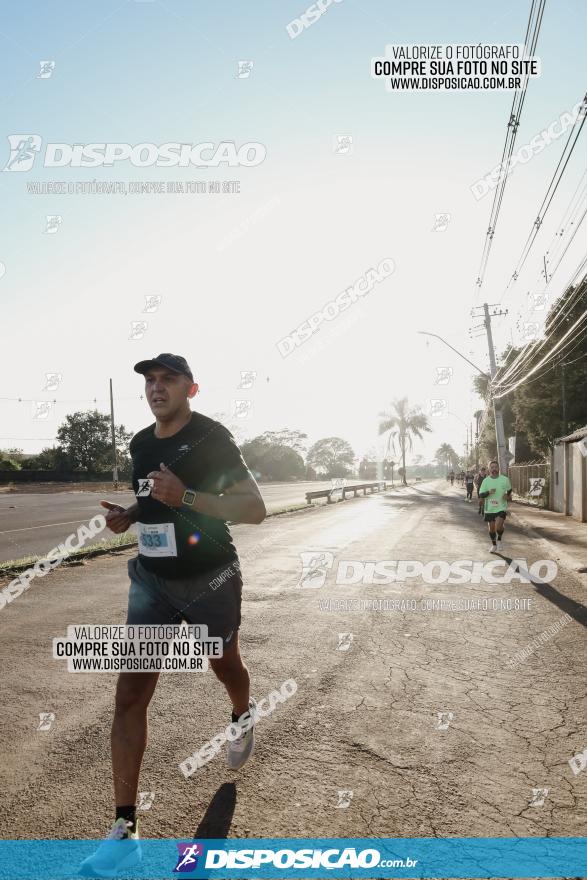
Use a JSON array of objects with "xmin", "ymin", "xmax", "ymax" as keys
[{"xmin": 182, "ymin": 488, "xmax": 197, "ymax": 508}]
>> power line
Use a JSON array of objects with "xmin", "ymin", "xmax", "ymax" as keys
[
  {"xmin": 475, "ymin": 0, "xmax": 546, "ymax": 294},
  {"xmin": 502, "ymin": 94, "xmax": 587, "ymax": 297},
  {"xmin": 493, "ymin": 259, "xmax": 587, "ymax": 388},
  {"xmin": 492, "ymin": 302, "xmax": 587, "ymax": 397}
]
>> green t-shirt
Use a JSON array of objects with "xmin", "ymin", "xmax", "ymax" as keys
[{"xmin": 479, "ymin": 474, "xmax": 512, "ymax": 513}]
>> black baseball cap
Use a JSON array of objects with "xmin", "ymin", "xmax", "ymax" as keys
[{"xmin": 134, "ymin": 353, "xmax": 194, "ymax": 382}]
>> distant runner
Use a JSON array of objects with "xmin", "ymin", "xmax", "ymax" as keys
[
  {"xmin": 475, "ymin": 465, "xmax": 487, "ymax": 516},
  {"xmin": 478, "ymin": 460, "xmax": 512, "ymax": 553},
  {"xmin": 449, "ymin": 470, "xmax": 455, "ymax": 486},
  {"xmin": 465, "ymin": 471, "xmax": 475, "ymax": 502}
]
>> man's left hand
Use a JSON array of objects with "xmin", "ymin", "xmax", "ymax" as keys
[{"xmin": 146, "ymin": 463, "xmax": 186, "ymax": 507}]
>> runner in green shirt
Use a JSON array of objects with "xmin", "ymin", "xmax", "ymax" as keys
[{"xmin": 478, "ymin": 460, "xmax": 512, "ymax": 553}]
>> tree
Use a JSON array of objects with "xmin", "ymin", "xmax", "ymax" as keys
[
  {"xmin": 241, "ymin": 435, "xmax": 305, "ymax": 481},
  {"xmin": 306, "ymin": 437, "xmax": 355, "ymax": 478},
  {"xmin": 471, "ymin": 280, "xmax": 587, "ymax": 460},
  {"xmin": 435, "ymin": 443, "xmax": 459, "ymax": 472},
  {"xmin": 378, "ymin": 398, "xmax": 431, "ymax": 485},
  {"xmin": 56, "ymin": 410, "xmax": 132, "ymax": 472},
  {"xmin": 256, "ymin": 430, "xmax": 308, "ymax": 454},
  {"xmin": 20, "ymin": 446, "xmax": 70, "ymax": 471}
]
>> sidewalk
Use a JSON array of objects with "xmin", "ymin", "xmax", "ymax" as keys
[{"xmin": 510, "ymin": 502, "xmax": 587, "ymax": 575}]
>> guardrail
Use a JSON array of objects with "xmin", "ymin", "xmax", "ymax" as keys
[{"xmin": 305, "ymin": 481, "xmax": 388, "ymax": 504}]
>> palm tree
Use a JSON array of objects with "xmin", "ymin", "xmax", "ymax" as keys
[
  {"xmin": 435, "ymin": 443, "xmax": 458, "ymax": 474},
  {"xmin": 378, "ymin": 398, "xmax": 431, "ymax": 485}
]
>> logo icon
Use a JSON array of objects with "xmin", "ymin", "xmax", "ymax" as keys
[
  {"xmin": 297, "ymin": 551, "xmax": 334, "ymax": 588},
  {"xmin": 528, "ymin": 477, "xmax": 546, "ymax": 497},
  {"xmin": 129, "ymin": 321, "xmax": 148, "ymax": 340},
  {"xmin": 136, "ymin": 478, "xmax": 154, "ymax": 497},
  {"xmin": 533, "ymin": 292, "xmax": 548, "ymax": 310},
  {"xmin": 333, "ymin": 135, "xmax": 353, "ymax": 155},
  {"xmin": 432, "ymin": 212, "xmax": 451, "ymax": 232},
  {"xmin": 336, "ymin": 789, "xmax": 353, "ymax": 808},
  {"xmin": 568, "ymin": 747, "xmax": 587, "ymax": 776},
  {"xmin": 238, "ymin": 370, "xmax": 257, "ymax": 390},
  {"xmin": 329, "ymin": 477, "xmax": 345, "ymax": 501},
  {"xmin": 237, "ymin": 60, "xmax": 254, "ymax": 78},
  {"xmin": 143, "ymin": 295, "xmax": 162, "ymax": 313},
  {"xmin": 138, "ymin": 791, "xmax": 155, "ymax": 811},
  {"xmin": 32, "ymin": 401, "xmax": 53, "ymax": 420},
  {"xmin": 174, "ymin": 843, "xmax": 204, "ymax": 872},
  {"xmin": 44, "ymin": 215, "xmax": 62, "ymax": 235},
  {"xmin": 436, "ymin": 711, "xmax": 454, "ymax": 730},
  {"xmin": 432, "ymin": 212, "xmax": 451, "ymax": 231},
  {"xmin": 434, "ymin": 366, "xmax": 453, "ymax": 386},
  {"xmin": 428, "ymin": 398, "xmax": 448, "ymax": 418},
  {"xmin": 337, "ymin": 632, "xmax": 354, "ymax": 652},
  {"xmin": 4, "ymin": 134, "xmax": 42, "ymax": 171},
  {"xmin": 521, "ymin": 322, "xmax": 540, "ymax": 342},
  {"xmin": 43, "ymin": 372, "xmax": 62, "ymax": 392},
  {"xmin": 233, "ymin": 399, "xmax": 252, "ymax": 418},
  {"xmin": 37, "ymin": 712, "xmax": 55, "ymax": 731},
  {"xmin": 37, "ymin": 61, "xmax": 55, "ymax": 79},
  {"xmin": 530, "ymin": 787, "xmax": 549, "ymax": 807}
]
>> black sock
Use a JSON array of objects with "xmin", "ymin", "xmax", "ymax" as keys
[
  {"xmin": 115, "ymin": 805, "xmax": 136, "ymax": 833},
  {"xmin": 491, "ymin": 534, "xmax": 497, "ymax": 544},
  {"xmin": 497, "ymin": 530, "xmax": 504, "ymax": 538},
  {"xmin": 232, "ymin": 702, "xmax": 251, "ymax": 724}
]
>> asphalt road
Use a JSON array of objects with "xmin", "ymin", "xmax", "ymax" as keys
[
  {"xmin": 0, "ymin": 480, "xmax": 374, "ymax": 563},
  {"xmin": 0, "ymin": 480, "xmax": 585, "ymax": 847}
]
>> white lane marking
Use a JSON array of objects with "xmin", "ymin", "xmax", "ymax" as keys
[{"xmin": 0, "ymin": 519, "xmax": 94, "ymax": 535}]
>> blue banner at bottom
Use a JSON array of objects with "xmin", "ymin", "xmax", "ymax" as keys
[{"xmin": 0, "ymin": 837, "xmax": 584, "ymax": 879}]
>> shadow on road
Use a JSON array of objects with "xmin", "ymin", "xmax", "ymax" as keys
[
  {"xmin": 500, "ymin": 555, "xmax": 587, "ymax": 627},
  {"xmin": 192, "ymin": 782, "xmax": 236, "ymax": 839}
]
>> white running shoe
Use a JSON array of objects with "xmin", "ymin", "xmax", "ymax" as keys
[
  {"xmin": 226, "ymin": 698, "xmax": 257, "ymax": 770},
  {"xmin": 489, "ymin": 543, "xmax": 498, "ymax": 553},
  {"xmin": 79, "ymin": 818, "xmax": 141, "ymax": 877},
  {"xmin": 496, "ymin": 539, "xmax": 503, "ymax": 552}
]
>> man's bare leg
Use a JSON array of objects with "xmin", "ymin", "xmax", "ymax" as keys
[
  {"xmin": 111, "ymin": 672, "xmax": 160, "ymax": 805},
  {"xmin": 209, "ymin": 635, "xmax": 250, "ymax": 716}
]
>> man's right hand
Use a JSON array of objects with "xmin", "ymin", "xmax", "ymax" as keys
[{"xmin": 100, "ymin": 500, "xmax": 134, "ymax": 534}]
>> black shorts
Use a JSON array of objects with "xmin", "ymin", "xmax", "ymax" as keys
[
  {"xmin": 126, "ymin": 557, "xmax": 243, "ymax": 647},
  {"xmin": 484, "ymin": 510, "xmax": 507, "ymax": 522}
]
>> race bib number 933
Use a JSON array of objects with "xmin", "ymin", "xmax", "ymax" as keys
[{"xmin": 137, "ymin": 522, "xmax": 177, "ymax": 557}]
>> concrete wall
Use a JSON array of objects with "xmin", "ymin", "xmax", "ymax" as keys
[
  {"xmin": 551, "ymin": 441, "xmax": 587, "ymax": 521},
  {"xmin": 571, "ymin": 444, "xmax": 585, "ymax": 520}
]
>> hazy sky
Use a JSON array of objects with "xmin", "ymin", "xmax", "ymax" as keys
[{"xmin": 1, "ymin": 0, "xmax": 585, "ymax": 465}]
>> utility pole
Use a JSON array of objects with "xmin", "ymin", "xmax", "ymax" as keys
[
  {"xmin": 109, "ymin": 378, "xmax": 119, "ymax": 489},
  {"xmin": 474, "ymin": 303, "xmax": 509, "ymax": 474},
  {"xmin": 561, "ymin": 360, "xmax": 567, "ymax": 435}
]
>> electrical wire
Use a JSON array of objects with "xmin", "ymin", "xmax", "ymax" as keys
[
  {"xmin": 492, "ymin": 303, "xmax": 587, "ymax": 397},
  {"xmin": 493, "ymin": 260, "xmax": 587, "ymax": 387},
  {"xmin": 475, "ymin": 0, "xmax": 546, "ymax": 294},
  {"xmin": 502, "ymin": 94, "xmax": 587, "ymax": 296}
]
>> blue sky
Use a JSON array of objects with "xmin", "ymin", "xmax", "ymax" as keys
[{"xmin": 1, "ymin": 0, "xmax": 585, "ymax": 462}]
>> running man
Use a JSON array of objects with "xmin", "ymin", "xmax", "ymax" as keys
[
  {"xmin": 475, "ymin": 465, "xmax": 487, "ymax": 516},
  {"xmin": 80, "ymin": 353, "xmax": 266, "ymax": 876},
  {"xmin": 465, "ymin": 471, "xmax": 475, "ymax": 502},
  {"xmin": 449, "ymin": 470, "xmax": 455, "ymax": 486},
  {"xmin": 478, "ymin": 459, "xmax": 512, "ymax": 553}
]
